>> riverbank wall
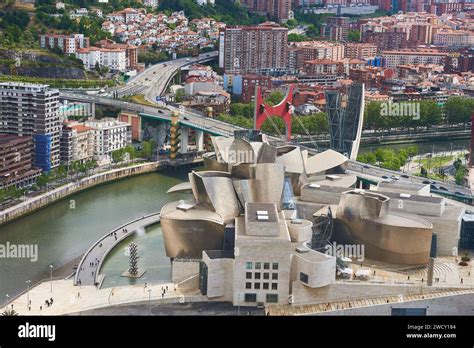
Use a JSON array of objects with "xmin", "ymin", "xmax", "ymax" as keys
[{"xmin": 0, "ymin": 162, "xmax": 162, "ymax": 226}]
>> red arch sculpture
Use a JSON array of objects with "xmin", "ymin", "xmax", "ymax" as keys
[{"xmin": 254, "ymin": 85, "xmax": 294, "ymax": 141}]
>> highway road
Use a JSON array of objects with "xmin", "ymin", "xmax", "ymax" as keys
[{"xmin": 113, "ymin": 51, "xmax": 218, "ymax": 100}]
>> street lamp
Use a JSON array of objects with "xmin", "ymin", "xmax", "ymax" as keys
[
  {"xmin": 26, "ymin": 280, "xmax": 31, "ymax": 309},
  {"xmin": 49, "ymin": 265, "xmax": 53, "ymax": 293},
  {"xmin": 147, "ymin": 289, "xmax": 152, "ymax": 316}
]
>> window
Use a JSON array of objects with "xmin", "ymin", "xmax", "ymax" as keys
[
  {"xmin": 300, "ymin": 272, "xmax": 309, "ymax": 284},
  {"xmin": 264, "ymin": 262, "xmax": 270, "ymax": 270},
  {"xmin": 245, "ymin": 262, "xmax": 252, "ymax": 270},
  {"xmin": 246, "ymin": 272, "xmax": 252, "ymax": 279},
  {"xmin": 263, "ymin": 283, "xmax": 269, "ymax": 290},
  {"xmin": 245, "ymin": 282, "xmax": 252, "ymax": 289},
  {"xmin": 266, "ymin": 294, "xmax": 278, "ymax": 303},
  {"xmin": 272, "ymin": 263, "xmax": 279, "ymax": 270},
  {"xmin": 244, "ymin": 293, "xmax": 257, "ymax": 302},
  {"xmin": 272, "ymin": 283, "xmax": 278, "ymax": 290},
  {"xmin": 254, "ymin": 283, "xmax": 260, "ymax": 290},
  {"xmin": 255, "ymin": 262, "xmax": 261, "ymax": 269},
  {"xmin": 272, "ymin": 273, "xmax": 278, "ymax": 280},
  {"xmin": 263, "ymin": 273, "xmax": 269, "ymax": 280},
  {"xmin": 254, "ymin": 272, "xmax": 261, "ymax": 279}
]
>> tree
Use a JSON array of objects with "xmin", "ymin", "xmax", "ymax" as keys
[
  {"xmin": 36, "ymin": 174, "xmax": 50, "ymax": 188},
  {"xmin": 364, "ymin": 102, "xmax": 384, "ymax": 131},
  {"xmin": 112, "ymin": 149, "xmax": 124, "ymax": 163},
  {"xmin": 445, "ymin": 96, "xmax": 474, "ymax": 125},
  {"xmin": 418, "ymin": 100, "xmax": 442, "ymax": 127},
  {"xmin": 348, "ymin": 30, "xmax": 361, "ymax": 42},
  {"xmin": 287, "ymin": 33, "xmax": 308, "ymax": 42},
  {"xmin": 265, "ymin": 91, "xmax": 284, "ymax": 106},
  {"xmin": 140, "ymin": 140, "xmax": 154, "ymax": 159}
]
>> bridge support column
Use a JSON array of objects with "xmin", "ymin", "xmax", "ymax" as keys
[
  {"xmin": 195, "ymin": 130, "xmax": 204, "ymax": 152},
  {"xmin": 180, "ymin": 127, "xmax": 189, "ymax": 154},
  {"xmin": 90, "ymin": 102, "xmax": 95, "ymax": 118}
]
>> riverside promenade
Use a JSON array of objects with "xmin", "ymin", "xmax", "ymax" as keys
[
  {"xmin": 1, "ymin": 279, "xmax": 204, "ymax": 315},
  {"xmin": 74, "ymin": 212, "xmax": 161, "ymax": 287}
]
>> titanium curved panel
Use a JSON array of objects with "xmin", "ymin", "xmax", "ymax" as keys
[
  {"xmin": 305, "ymin": 149, "xmax": 349, "ymax": 175},
  {"xmin": 257, "ymin": 142, "xmax": 278, "ymax": 163},
  {"xmin": 251, "ymin": 163, "xmax": 285, "ymax": 209},
  {"xmin": 167, "ymin": 181, "xmax": 193, "ymax": 194},
  {"xmin": 160, "ymin": 201, "xmax": 225, "ymax": 259},
  {"xmin": 276, "ymin": 145, "xmax": 305, "ymax": 174},
  {"xmin": 203, "ymin": 152, "xmax": 229, "ymax": 172},
  {"xmin": 233, "ymin": 179, "xmax": 257, "ymax": 207},
  {"xmin": 212, "ymin": 137, "xmax": 235, "ymax": 163},
  {"xmin": 335, "ymin": 190, "xmax": 433, "ymax": 265},
  {"xmin": 228, "ymin": 139, "xmax": 256, "ymax": 164},
  {"xmin": 191, "ymin": 171, "xmax": 242, "ymax": 223}
]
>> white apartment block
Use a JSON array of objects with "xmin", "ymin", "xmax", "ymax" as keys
[
  {"xmin": 381, "ymin": 50, "xmax": 449, "ymax": 69},
  {"xmin": 76, "ymin": 47, "xmax": 127, "ymax": 72},
  {"xmin": 433, "ymin": 30, "xmax": 474, "ymax": 47},
  {"xmin": 84, "ymin": 118, "xmax": 131, "ymax": 162}
]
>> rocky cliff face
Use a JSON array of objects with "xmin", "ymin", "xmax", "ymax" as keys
[{"xmin": 0, "ymin": 49, "xmax": 87, "ymax": 79}]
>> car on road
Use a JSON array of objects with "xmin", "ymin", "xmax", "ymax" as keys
[
  {"xmin": 438, "ymin": 186, "xmax": 449, "ymax": 191},
  {"xmin": 422, "ymin": 180, "xmax": 431, "ymax": 184},
  {"xmin": 186, "ymin": 58, "xmax": 190, "ymax": 61},
  {"xmin": 401, "ymin": 174, "xmax": 409, "ymax": 179},
  {"xmin": 391, "ymin": 175, "xmax": 399, "ymax": 180},
  {"xmin": 430, "ymin": 184, "xmax": 439, "ymax": 191},
  {"xmin": 381, "ymin": 175, "xmax": 389, "ymax": 179},
  {"xmin": 363, "ymin": 165, "xmax": 370, "ymax": 169},
  {"xmin": 182, "ymin": 116, "xmax": 190, "ymax": 121},
  {"xmin": 455, "ymin": 191, "xmax": 465, "ymax": 196}
]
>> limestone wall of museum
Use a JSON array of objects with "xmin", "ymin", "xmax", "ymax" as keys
[{"xmin": 291, "ymin": 281, "xmax": 451, "ymax": 305}]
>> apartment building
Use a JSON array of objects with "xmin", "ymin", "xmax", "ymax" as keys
[
  {"xmin": 0, "ymin": 82, "xmax": 61, "ymax": 171},
  {"xmin": 0, "ymin": 135, "xmax": 41, "ymax": 189},
  {"xmin": 39, "ymin": 34, "xmax": 90, "ymax": 54},
  {"xmin": 320, "ymin": 17, "xmax": 349, "ymax": 42},
  {"xmin": 345, "ymin": 43, "xmax": 377, "ymax": 60},
  {"xmin": 288, "ymin": 41, "xmax": 345, "ymax": 73},
  {"xmin": 84, "ymin": 119, "xmax": 131, "ymax": 163},
  {"xmin": 381, "ymin": 49, "xmax": 449, "ymax": 69},
  {"xmin": 219, "ymin": 23, "xmax": 288, "ymax": 76},
  {"xmin": 60, "ymin": 122, "xmax": 94, "ymax": 165}
]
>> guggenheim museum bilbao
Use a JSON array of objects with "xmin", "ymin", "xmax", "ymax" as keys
[{"xmin": 160, "ymin": 131, "xmax": 466, "ymax": 308}]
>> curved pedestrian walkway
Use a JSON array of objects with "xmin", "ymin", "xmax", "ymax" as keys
[{"xmin": 74, "ymin": 212, "xmax": 161, "ymax": 287}]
